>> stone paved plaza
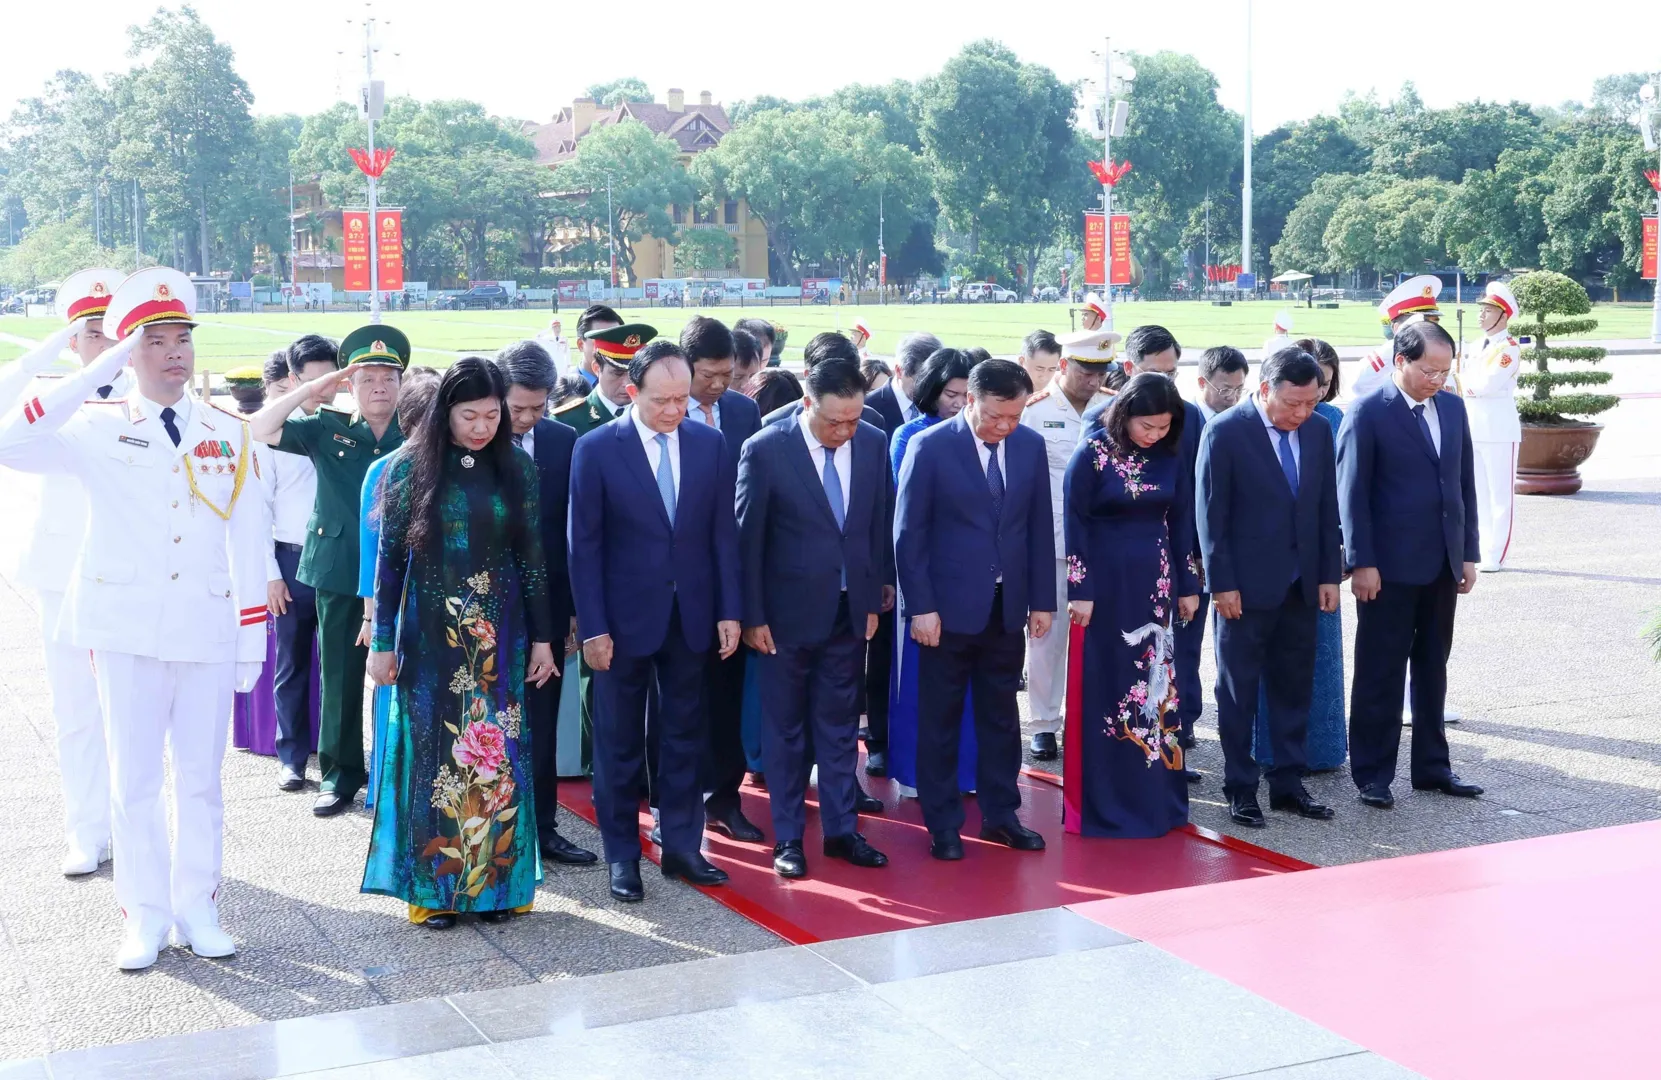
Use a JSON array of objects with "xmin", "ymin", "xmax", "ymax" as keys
[{"xmin": 0, "ymin": 355, "xmax": 1656, "ymax": 1072}]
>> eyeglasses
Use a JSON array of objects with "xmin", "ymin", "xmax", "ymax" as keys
[
  {"xmin": 1202, "ymin": 379, "xmax": 1246, "ymax": 400},
  {"xmin": 1408, "ymin": 362, "xmax": 1452, "ymax": 384}
]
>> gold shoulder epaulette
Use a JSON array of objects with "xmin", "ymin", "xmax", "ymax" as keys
[
  {"xmin": 1026, "ymin": 388, "xmax": 1053, "ymax": 406},
  {"xmin": 552, "ymin": 397, "xmax": 587, "ymax": 416},
  {"xmin": 206, "ymin": 398, "xmax": 250, "ymax": 421}
]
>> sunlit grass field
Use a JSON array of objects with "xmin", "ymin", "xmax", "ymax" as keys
[{"xmin": 2, "ymin": 300, "xmax": 1654, "ymax": 372}]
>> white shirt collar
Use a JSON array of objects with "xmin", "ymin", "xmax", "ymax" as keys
[
  {"xmin": 631, "ymin": 406, "xmax": 676, "ymax": 449},
  {"xmin": 689, "ymin": 395, "xmax": 721, "ymax": 425},
  {"xmin": 891, "ymin": 379, "xmax": 915, "ymax": 418},
  {"xmin": 1393, "ymin": 375, "xmax": 1437, "ymax": 407},
  {"xmin": 141, "ymin": 391, "xmax": 192, "ymax": 429}
]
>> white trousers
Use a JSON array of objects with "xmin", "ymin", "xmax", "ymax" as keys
[
  {"xmin": 1024, "ymin": 558, "xmax": 1069, "ymax": 734},
  {"xmin": 37, "ymin": 589, "xmax": 110, "ymax": 851},
  {"xmin": 1472, "ymin": 440, "xmax": 1517, "ymax": 568},
  {"xmin": 93, "ymin": 651, "xmax": 233, "ymax": 935}
]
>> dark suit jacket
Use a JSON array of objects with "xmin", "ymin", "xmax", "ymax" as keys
[
  {"xmin": 703, "ymin": 388, "xmax": 761, "ymax": 477},
  {"xmin": 894, "ymin": 414, "xmax": 1056, "ymax": 634},
  {"xmin": 527, "ymin": 418, "xmax": 577, "ymax": 636},
  {"xmin": 1197, "ymin": 398, "xmax": 1341, "ymax": 610},
  {"xmin": 568, "ymin": 414, "xmax": 741, "ymax": 656},
  {"xmin": 763, "ymin": 399, "xmax": 885, "ymax": 431},
  {"xmin": 865, "ymin": 382, "xmax": 906, "ymax": 436},
  {"xmin": 1337, "ymin": 382, "xmax": 1480, "ymax": 585},
  {"xmin": 736, "ymin": 414, "xmax": 892, "ymax": 645}
]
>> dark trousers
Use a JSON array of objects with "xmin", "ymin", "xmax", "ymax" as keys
[
  {"xmin": 759, "ymin": 596, "xmax": 863, "ymax": 843},
  {"xmin": 523, "ymin": 662, "xmax": 561, "ymax": 834},
  {"xmin": 915, "ymin": 589, "xmax": 1025, "ymax": 836},
  {"xmin": 272, "ymin": 543, "xmax": 318, "ymax": 771},
  {"xmin": 592, "ymin": 600, "xmax": 708, "ymax": 862},
  {"xmin": 1349, "ymin": 569, "xmax": 1458, "ymax": 790},
  {"xmin": 1174, "ymin": 591, "xmax": 1211, "ymax": 742},
  {"xmin": 1214, "ymin": 583, "xmax": 1317, "ymax": 798},
  {"xmin": 314, "ymin": 588, "xmax": 368, "ymax": 797},
  {"xmin": 700, "ymin": 644, "xmax": 749, "ymax": 817},
  {"xmin": 860, "ymin": 609, "xmax": 894, "ymax": 751}
]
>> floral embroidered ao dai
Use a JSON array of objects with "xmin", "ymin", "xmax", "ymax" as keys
[
  {"xmin": 364, "ymin": 446, "xmax": 552, "ymax": 913},
  {"xmin": 1061, "ymin": 434, "xmax": 1200, "ymax": 838}
]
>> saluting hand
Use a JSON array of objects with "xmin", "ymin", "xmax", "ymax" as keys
[{"xmin": 305, "ymin": 368, "xmax": 351, "ymax": 409}]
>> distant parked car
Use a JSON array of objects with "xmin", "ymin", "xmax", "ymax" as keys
[
  {"xmin": 454, "ymin": 285, "xmax": 510, "ymax": 309},
  {"xmin": 989, "ymin": 285, "xmax": 1019, "ymax": 303},
  {"xmin": 1037, "ymin": 286, "xmax": 1060, "ymax": 302},
  {"xmin": 959, "ymin": 282, "xmax": 995, "ymax": 302}
]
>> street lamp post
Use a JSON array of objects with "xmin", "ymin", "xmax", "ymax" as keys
[
  {"xmin": 1647, "ymin": 74, "xmax": 1661, "ymax": 344},
  {"xmin": 360, "ymin": 13, "xmax": 383, "ymax": 324},
  {"xmin": 606, "ymin": 172, "xmax": 616, "ymax": 293},
  {"xmin": 1242, "ymin": 0, "xmax": 1254, "ymax": 283},
  {"xmin": 1102, "ymin": 37, "xmax": 1114, "ymax": 331},
  {"xmin": 878, "ymin": 186, "xmax": 885, "ymax": 305}
]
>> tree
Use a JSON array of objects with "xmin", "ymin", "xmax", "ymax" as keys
[
  {"xmin": 1323, "ymin": 178, "xmax": 1452, "ymax": 277},
  {"xmin": 584, "ymin": 78, "xmax": 652, "ymax": 109},
  {"xmin": 1434, "ymin": 147, "xmax": 1553, "ymax": 271},
  {"xmin": 677, "ymin": 226, "xmax": 736, "ymax": 274},
  {"xmin": 215, "ymin": 114, "xmax": 299, "ymax": 279},
  {"xmin": 1509, "ymin": 270, "xmax": 1617, "ymax": 424},
  {"xmin": 828, "ymin": 81, "xmax": 922, "ymax": 151},
  {"xmin": 1251, "ymin": 116, "xmax": 1368, "ymax": 269},
  {"xmin": 1271, "ymin": 173, "xmax": 1386, "ymax": 274},
  {"xmin": 1538, "ymin": 129, "xmax": 1654, "ymax": 288},
  {"xmin": 0, "ymin": 219, "xmax": 128, "ymax": 288},
  {"xmin": 553, "ymin": 119, "xmax": 693, "ymax": 285},
  {"xmin": 1370, "ymin": 98, "xmax": 1542, "ymax": 182}
]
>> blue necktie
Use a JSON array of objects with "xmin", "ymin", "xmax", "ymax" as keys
[
  {"xmin": 984, "ymin": 441, "xmax": 1004, "ymax": 519},
  {"xmin": 160, "ymin": 406, "xmax": 181, "ymax": 447},
  {"xmin": 653, "ymin": 432, "xmax": 676, "ymax": 524},
  {"xmin": 1276, "ymin": 429, "xmax": 1299, "ymax": 496},
  {"xmin": 1412, "ymin": 403, "xmax": 1437, "ymax": 457},
  {"xmin": 822, "ymin": 447, "xmax": 846, "ymax": 589}
]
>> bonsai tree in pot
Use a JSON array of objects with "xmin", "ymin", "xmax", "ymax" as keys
[{"xmin": 1509, "ymin": 270, "xmax": 1619, "ymax": 494}]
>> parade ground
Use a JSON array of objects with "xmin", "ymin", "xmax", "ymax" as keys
[{"xmin": 0, "ymin": 349, "xmax": 1655, "ymax": 1078}]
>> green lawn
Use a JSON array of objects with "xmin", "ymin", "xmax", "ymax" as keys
[{"xmin": 2, "ymin": 300, "xmax": 1655, "ymax": 373}]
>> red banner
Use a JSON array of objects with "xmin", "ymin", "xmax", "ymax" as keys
[
  {"xmin": 1109, "ymin": 213, "xmax": 1132, "ymax": 286},
  {"xmin": 1083, "ymin": 212, "xmax": 1107, "ymax": 285},
  {"xmin": 342, "ymin": 210, "xmax": 371, "ymax": 291},
  {"xmin": 1643, "ymin": 216, "xmax": 1658, "ymax": 281},
  {"xmin": 376, "ymin": 209, "xmax": 404, "ymax": 291}
]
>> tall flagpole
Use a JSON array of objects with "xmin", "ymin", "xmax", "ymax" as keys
[
  {"xmin": 363, "ymin": 15, "xmax": 381, "ymax": 324},
  {"xmin": 1241, "ymin": 0, "xmax": 1254, "ymax": 282}
]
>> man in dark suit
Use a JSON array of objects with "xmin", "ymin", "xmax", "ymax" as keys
[
  {"xmin": 493, "ymin": 342, "xmax": 597, "ymax": 866},
  {"xmin": 568, "ymin": 340, "xmax": 742, "ymax": 902},
  {"xmin": 760, "ymin": 332, "xmax": 885, "ymax": 431},
  {"xmin": 895, "ymin": 359, "xmax": 1056, "ymax": 860},
  {"xmin": 678, "ymin": 316, "xmax": 765, "ymax": 842},
  {"xmin": 1338, "ymin": 319, "xmax": 1485, "ymax": 809},
  {"xmin": 1198, "ymin": 347, "xmax": 1342, "ymax": 828},
  {"xmin": 858, "ymin": 332, "xmax": 939, "ymax": 775},
  {"xmin": 738, "ymin": 359, "xmax": 892, "ymax": 878}
]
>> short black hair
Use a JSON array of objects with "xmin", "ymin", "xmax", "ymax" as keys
[
  {"xmin": 1261, "ymin": 347, "xmax": 1323, "ymax": 391},
  {"xmin": 967, "ymin": 358, "xmax": 1032, "ymax": 401},
  {"xmin": 732, "ymin": 327, "xmax": 762, "ymax": 370},
  {"xmin": 493, "ymin": 340, "xmax": 557, "ymax": 393},
  {"xmin": 805, "ymin": 356, "xmax": 866, "ymax": 401},
  {"xmin": 396, "ymin": 366, "xmax": 441, "ymax": 435},
  {"xmin": 680, "ymin": 316, "xmax": 735, "ymax": 367},
  {"xmin": 1022, "ymin": 330, "xmax": 1060, "ymax": 359},
  {"xmin": 895, "ymin": 332, "xmax": 943, "ymax": 378},
  {"xmin": 1393, "ymin": 318, "xmax": 1456, "ymax": 363},
  {"xmin": 1199, "ymin": 346, "xmax": 1248, "ymax": 381},
  {"xmin": 963, "ymin": 347, "xmax": 993, "ymax": 366},
  {"xmin": 629, "ymin": 339, "xmax": 690, "ymax": 389},
  {"xmin": 735, "ymin": 317, "xmax": 775, "ymax": 347},
  {"xmin": 552, "ymin": 372, "xmax": 590, "ymax": 407},
  {"xmin": 1102, "ymin": 372, "xmax": 1186, "ymax": 456},
  {"xmin": 1124, "ymin": 324, "xmax": 1181, "ymax": 365},
  {"xmin": 861, "ymin": 356, "xmax": 892, "ymax": 390},
  {"xmin": 577, "ymin": 303, "xmax": 622, "ymax": 338},
  {"xmin": 1295, "ymin": 337, "xmax": 1341, "ymax": 402},
  {"xmin": 749, "ymin": 368, "xmax": 802, "ymax": 416},
  {"xmin": 802, "ymin": 331, "xmax": 861, "ymax": 371},
  {"xmin": 912, "ymin": 348, "xmax": 974, "ymax": 417},
  {"xmin": 263, "ymin": 350, "xmax": 291, "ymax": 387},
  {"xmin": 287, "ymin": 334, "xmax": 338, "ymax": 377}
]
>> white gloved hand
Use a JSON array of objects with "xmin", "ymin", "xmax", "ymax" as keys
[{"xmin": 234, "ymin": 661, "xmax": 263, "ymax": 693}]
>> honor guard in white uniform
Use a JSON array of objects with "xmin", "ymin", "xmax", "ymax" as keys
[
  {"xmin": 1352, "ymin": 275, "xmax": 1444, "ymax": 399},
  {"xmin": 1019, "ymin": 329, "xmax": 1120, "ymax": 760},
  {"xmin": 1080, "ymin": 292, "xmax": 1108, "ymax": 331},
  {"xmin": 1460, "ymin": 282, "xmax": 1522, "ymax": 571},
  {"xmin": 1262, "ymin": 310, "xmax": 1294, "ymax": 355},
  {"xmin": 0, "ymin": 268, "xmax": 130, "ymax": 876},
  {"xmin": 0, "ymin": 267, "xmax": 271, "ymax": 970},
  {"xmin": 850, "ymin": 317, "xmax": 873, "ymax": 361}
]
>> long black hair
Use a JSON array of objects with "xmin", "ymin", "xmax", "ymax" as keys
[
  {"xmin": 1101, "ymin": 372, "xmax": 1186, "ymax": 456},
  {"xmin": 391, "ymin": 356, "xmax": 524, "ymax": 556},
  {"xmin": 912, "ymin": 348, "xmax": 973, "ymax": 418}
]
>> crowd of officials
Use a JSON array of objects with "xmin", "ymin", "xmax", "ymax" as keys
[{"xmin": 1, "ymin": 269, "xmax": 1499, "ymax": 966}]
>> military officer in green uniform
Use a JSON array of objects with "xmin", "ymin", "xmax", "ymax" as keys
[
  {"xmin": 251, "ymin": 326, "xmax": 407, "ymax": 815},
  {"xmin": 552, "ymin": 323, "xmax": 656, "ymax": 776}
]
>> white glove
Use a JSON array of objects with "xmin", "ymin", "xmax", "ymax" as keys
[{"xmin": 235, "ymin": 661, "xmax": 263, "ymax": 693}]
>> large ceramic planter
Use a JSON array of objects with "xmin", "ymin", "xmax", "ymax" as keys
[{"xmin": 1516, "ymin": 422, "xmax": 1602, "ymax": 495}]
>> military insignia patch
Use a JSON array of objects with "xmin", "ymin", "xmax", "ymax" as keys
[
  {"xmin": 332, "ymin": 433, "xmax": 358, "ymax": 447},
  {"xmin": 624, "ymin": 334, "xmax": 641, "ymax": 348},
  {"xmin": 118, "ymin": 435, "xmax": 149, "ymax": 448}
]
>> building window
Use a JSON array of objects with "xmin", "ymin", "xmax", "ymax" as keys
[
  {"xmin": 694, "ymin": 204, "xmax": 714, "ymax": 224},
  {"xmin": 723, "ymin": 201, "xmax": 739, "ymax": 225},
  {"xmin": 671, "ymin": 204, "xmax": 681, "ymax": 224}
]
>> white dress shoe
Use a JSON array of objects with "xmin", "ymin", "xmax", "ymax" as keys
[
  {"xmin": 115, "ymin": 927, "xmax": 166, "ymax": 971},
  {"xmin": 62, "ymin": 840, "xmax": 111, "ymax": 877},
  {"xmin": 173, "ymin": 911, "xmax": 236, "ymax": 958},
  {"xmin": 1477, "ymin": 562, "xmax": 1502, "ymax": 573}
]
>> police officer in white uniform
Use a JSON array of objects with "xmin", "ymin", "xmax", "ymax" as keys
[
  {"xmin": 1351, "ymin": 275, "xmax": 1444, "ymax": 400},
  {"xmin": 1079, "ymin": 292, "xmax": 1108, "ymax": 331},
  {"xmin": 850, "ymin": 318, "xmax": 873, "ymax": 362},
  {"xmin": 1262, "ymin": 311, "xmax": 1294, "ymax": 356},
  {"xmin": 0, "ymin": 268, "xmax": 270, "ymax": 970},
  {"xmin": 1460, "ymin": 282, "xmax": 1523, "ymax": 571},
  {"xmin": 0, "ymin": 268, "xmax": 130, "ymax": 876},
  {"xmin": 1018, "ymin": 329, "xmax": 1119, "ymax": 760}
]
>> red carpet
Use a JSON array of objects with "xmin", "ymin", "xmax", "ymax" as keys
[
  {"xmin": 557, "ymin": 769, "xmax": 1305, "ymax": 944},
  {"xmin": 1071, "ymin": 821, "xmax": 1661, "ymax": 1080}
]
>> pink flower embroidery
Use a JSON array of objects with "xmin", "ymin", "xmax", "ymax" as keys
[
  {"xmin": 483, "ymin": 773, "xmax": 516, "ymax": 817},
  {"xmin": 1112, "ymin": 451, "xmax": 1160, "ymax": 498},
  {"xmin": 469, "ymin": 617, "xmax": 497, "ymax": 653},
  {"xmin": 1067, "ymin": 555, "xmax": 1087, "ymax": 585},
  {"xmin": 453, "ymin": 720, "xmax": 508, "ymax": 782}
]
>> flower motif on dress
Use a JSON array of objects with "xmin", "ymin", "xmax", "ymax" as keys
[
  {"xmin": 1103, "ymin": 540, "xmax": 1184, "ymax": 770},
  {"xmin": 466, "ymin": 571, "xmax": 491, "ymax": 595},
  {"xmin": 448, "ymin": 667, "xmax": 474, "ymax": 695},
  {"xmin": 1187, "ymin": 553, "xmax": 1206, "ymax": 593},
  {"xmin": 1067, "ymin": 555, "xmax": 1087, "ymax": 585},
  {"xmin": 453, "ymin": 719, "xmax": 508, "ymax": 781},
  {"xmin": 495, "ymin": 704, "xmax": 522, "ymax": 739},
  {"xmin": 1112, "ymin": 450, "xmax": 1160, "ymax": 498}
]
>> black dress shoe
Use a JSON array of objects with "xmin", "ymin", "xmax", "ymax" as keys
[
  {"xmin": 277, "ymin": 766, "xmax": 304, "ymax": 792},
  {"xmin": 979, "ymin": 822, "xmax": 1046, "ymax": 851},
  {"xmin": 749, "ymin": 771, "xmax": 767, "ymax": 790},
  {"xmin": 857, "ymin": 727, "xmax": 872, "ymax": 744},
  {"xmin": 539, "ymin": 830, "xmax": 598, "ymax": 865},
  {"xmin": 930, "ymin": 831, "xmax": 965, "ymax": 860},
  {"xmin": 864, "ymin": 750, "xmax": 888, "ymax": 776},
  {"xmin": 648, "ymin": 824, "xmax": 663, "ymax": 847},
  {"xmin": 421, "ymin": 913, "xmax": 458, "ymax": 930},
  {"xmin": 1269, "ymin": 791, "xmax": 1336, "ymax": 820},
  {"xmin": 706, "ymin": 806, "xmax": 765, "ymax": 842},
  {"xmin": 1358, "ymin": 785, "xmax": 1396, "ymax": 809},
  {"xmin": 1412, "ymin": 775, "xmax": 1484, "ymax": 798},
  {"xmin": 1228, "ymin": 795, "xmax": 1266, "ymax": 827},
  {"xmin": 608, "ymin": 861, "xmax": 644, "ymax": 902},
  {"xmin": 854, "ymin": 787, "xmax": 885, "ymax": 814},
  {"xmin": 478, "ymin": 909, "xmax": 518, "ymax": 924},
  {"xmin": 824, "ymin": 832, "xmax": 888, "ymax": 867},
  {"xmin": 772, "ymin": 841, "xmax": 807, "ymax": 878},
  {"xmin": 661, "ymin": 850, "xmax": 729, "ymax": 887},
  {"xmin": 312, "ymin": 791, "xmax": 351, "ymax": 817},
  {"xmin": 1184, "ymin": 767, "xmax": 1203, "ymax": 784},
  {"xmin": 1178, "ymin": 732, "xmax": 1197, "ymax": 751},
  {"xmin": 1030, "ymin": 732, "xmax": 1058, "ymax": 761}
]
